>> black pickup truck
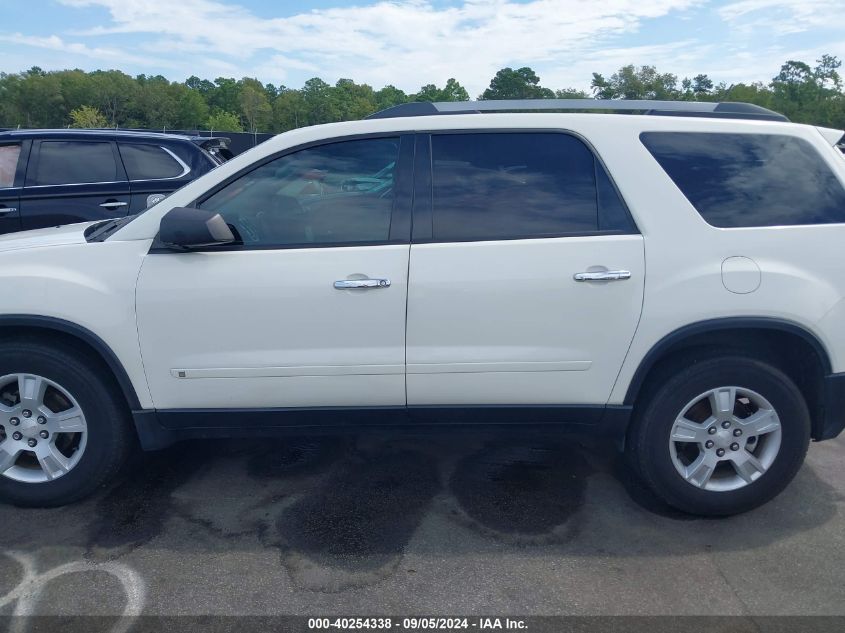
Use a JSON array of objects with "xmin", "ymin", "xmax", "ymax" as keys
[{"xmin": 0, "ymin": 129, "xmax": 230, "ymax": 235}]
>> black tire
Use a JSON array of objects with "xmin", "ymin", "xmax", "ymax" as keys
[
  {"xmin": 626, "ymin": 355, "xmax": 810, "ymax": 516},
  {"xmin": 0, "ymin": 339, "xmax": 135, "ymax": 507}
]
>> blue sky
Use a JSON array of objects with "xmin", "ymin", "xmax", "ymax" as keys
[{"xmin": 1, "ymin": 0, "xmax": 843, "ymax": 95}]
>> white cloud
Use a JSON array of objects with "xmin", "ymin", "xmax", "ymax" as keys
[
  {"xmin": 718, "ymin": 0, "xmax": 840, "ymax": 35},
  {"xmin": 2, "ymin": 0, "xmax": 842, "ymax": 94},
  {"xmin": 0, "ymin": 33, "xmax": 169, "ymax": 68},
  {"xmin": 49, "ymin": 0, "xmax": 705, "ymax": 93}
]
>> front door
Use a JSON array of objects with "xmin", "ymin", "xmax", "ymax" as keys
[
  {"xmin": 406, "ymin": 131, "xmax": 645, "ymax": 408},
  {"xmin": 135, "ymin": 135, "xmax": 414, "ymax": 413}
]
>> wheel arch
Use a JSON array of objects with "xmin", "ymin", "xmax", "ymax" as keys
[
  {"xmin": 0, "ymin": 315, "xmax": 142, "ymax": 411},
  {"xmin": 624, "ymin": 317, "xmax": 832, "ymax": 440}
]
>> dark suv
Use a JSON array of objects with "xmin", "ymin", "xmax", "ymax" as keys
[{"xmin": 0, "ymin": 129, "xmax": 230, "ymax": 234}]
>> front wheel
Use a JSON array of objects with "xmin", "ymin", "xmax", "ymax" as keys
[
  {"xmin": 0, "ymin": 340, "xmax": 134, "ymax": 507},
  {"xmin": 627, "ymin": 356, "xmax": 810, "ymax": 516}
]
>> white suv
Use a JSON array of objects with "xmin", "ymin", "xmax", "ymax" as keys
[{"xmin": 1, "ymin": 99, "xmax": 844, "ymax": 515}]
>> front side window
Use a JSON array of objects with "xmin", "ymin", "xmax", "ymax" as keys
[
  {"xmin": 119, "ymin": 144, "xmax": 185, "ymax": 181},
  {"xmin": 199, "ymin": 137, "xmax": 400, "ymax": 247},
  {"xmin": 430, "ymin": 132, "xmax": 628, "ymax": 242},
  {"xmin": 0, "ymin": 144, "xmax": 20, "ymax": 189},
  {"xmin": 641, "ymin": 132, "xmax": 845, "ymax": 228},
  {"xmin": 28, "ymin": 141, "xmax": 121, "ymax": 186}
]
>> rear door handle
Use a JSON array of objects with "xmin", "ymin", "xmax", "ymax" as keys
[
  {"xmin": 99, "ymin": 201, "xmax": 128, "ymax": 209},
  {"xmin": 573, "ymin": 270, "xmax": 632, "ymax": 282},
  {"xmin": 0, "ymin": 207, "xmax": 17, "ymax": 215},
  {"xmin": 334, "ymin": 278, "xmax": 391, "ymax": 289}
]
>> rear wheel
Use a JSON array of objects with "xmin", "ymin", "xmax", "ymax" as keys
[
  {"xmin": 627, "ymin": 356, "xmax": 810, "ymax": 516},
  {"xmin": 0, "ymin": 340, "xmax": 134, "ymax": 507}
]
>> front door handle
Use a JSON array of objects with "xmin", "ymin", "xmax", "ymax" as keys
[
  {"xmin": 99, "ymin": 201, "xmax": 128, "ymax": 209},
  {"xmin": 334, "ymin": 278, "xmax": 391, "ymax": 289},
  {"xmin": 573, "ymin": 270, "xmax": 632, "ymax": 282},
  {"xmin": 0, "ymin": 207, "xmax": 17, "ymax": 215}
]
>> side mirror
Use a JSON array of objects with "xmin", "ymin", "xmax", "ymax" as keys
[{"xmin": 159, "ymin": 207, "xmax": 235, "ymax": 250}]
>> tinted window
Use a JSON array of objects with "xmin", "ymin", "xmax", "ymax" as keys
[
  {"xmin": 29, "ymin": 141, "xmax": 120, "ymax": 186},
  {"xmin": 641, "ymin": 132, "xmax": 845, "ymax": 228},
  {"xmin": 119, "ymin": 144, "xmax": 184, "ymax": 180},
  {"xmin": 0, "ymin": 145, "xmax": 20, "ymax": 188},
  {"xmin": 200, "ymin": 137, "xmax": 400, "ymax": 247},
  {"xmin": 431, "ymin": 133, "xmax": 626, "ymax": 241}
]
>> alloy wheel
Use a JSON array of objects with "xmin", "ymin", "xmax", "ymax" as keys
[
  {"xmin": 668, "ymin": 386, "xmax": 782, "ymax": 492},
  {"xmin": 0, "ymin": 373, "xmax": 88, "ymax": 484}
]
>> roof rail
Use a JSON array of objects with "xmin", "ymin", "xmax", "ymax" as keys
[{"xmin": 365, "ymin": 99, "xmax": 789, "ymax": 122}]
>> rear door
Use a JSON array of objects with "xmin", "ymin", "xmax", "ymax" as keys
[
  {"xmin": 0, "ymin": 141, "xmax": 25, "ymax": 234},
  {"xmin": 20, "ymin": 140, "xmax": 130, "ymax": 230},
  {"xmin": 406, "ymin": 131, "xmax": 645, "ymax": 410},
  {"xmin": 118, "ymin": 142, "xmax": 195, "ymax": 214}
]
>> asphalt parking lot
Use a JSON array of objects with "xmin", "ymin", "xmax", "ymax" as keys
[{"xmin": 0, "ymin": 430, "xmax": 844, "ymax": 625}]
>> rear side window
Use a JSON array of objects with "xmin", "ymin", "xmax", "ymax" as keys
[
  {"xmin": 28, "ymin": 141, "xmax": 120, "ymax": 186},
  {"xmin": 119, "ymin": 144, "xmax": 185, "ymax": 181},
  {"xmin": 0, "ymin": 144, "xmax": 20, "ymax": 188},
  {"xmin": 430, "ymin": 132, "xmax": 632, "ymax": 241},
  {"xmin": 641, "ymin": 132, "xmax": 845, "ymax": 228}
]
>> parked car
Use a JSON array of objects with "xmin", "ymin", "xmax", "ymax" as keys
[
  {"xmin": 0, "ymin": 129, "xmax": 230, "ymax": 234},
  {"xmin": 0, "ymin": 99, "xmax": 844, "ymax": 515}
]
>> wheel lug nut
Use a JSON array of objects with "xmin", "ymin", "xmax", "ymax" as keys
[
  {"xmin": 37, "ymin": 416, "xmax": 46, "ymax": 425},
  {"xmin": 705, "ymin": 440, "xmax": 715, "ymax": 448},
  {"xmin": 716, "ymin": 448, "xmax": 726, "ymax": 457},
  {"xmin": 9, "ymin": 417, "xmax": 19, "ymax": 426},
  {"xmin": 721, "ymin": 421, "xmax": 731, "ymax": 429},
  {"xmin": 27, "ymin": 438, "xmax": 37, "ymax": 448},
  {"xmin": 708, "ymin": 427, "xmax": 717, "ymax": 435},
  {"xmin": 39, "ymin": 430, "xmax": 48, "ymax": 439},
  {"xmin": 733, "ymin": 428, "xmax": 742, "ymax": 437},
  {"xmin": 22, "ymin": 410, "xmax": 31, "ymax": 418},
  {"xmin": 12, "ymin": 431, "xmax": 22, "ymax": 441},
  {"xmin": 730, "ymin": 442, "xmax": 740, "ymax": 451}
]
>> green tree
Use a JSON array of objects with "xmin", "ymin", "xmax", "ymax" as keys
[
  {"xmin": 15, "ymin": 70, "xmax": 65, "ymax": 127},
  {"xmin": 206, "ymin": 110, "xmax": 243, "ymax": 132},
  {"xmin": 177, "ymin": 88, "xmax": 209, "ymax": 130},
  {"xmin": 373, "ymin": 85, "xmax": 408, "ymax": 112},
  {"xmin": 273, "ymin": 89, "xmax": 307, "ymax": 132},
  {"xmin": 480, "ymin": 67, "xmax": 554, "ymax": 100},
  {"xmin": 208, "ymin": 77, "xmax": 241, "ymax": 114},
  {"xmin": 332, "ymin": 78, "xmax": 377, "ymax": 121},
  {"xmin": 412, "ymin": 84, "xmax": 441, "ymax": 102},
  {"xmin": 89, "ymin": 70, "xmax": 136, "ymax": 126},
  {"xmin": 692, "ymin": 74, "xmax": 714, "ymax": 96},
  {"xmin": 69, "ymin": 105, "xmax": 108, "ymax": 128},
  {"xmin": 439, "ymin": 78, "xmax": 470, "ymax": 101},
  {"xmin": 302, "ymin": 77, "xmax": 339, "ymax": 124},
  {"xmin": 239, "ymin": 83, "xmax": 273, "ymax": 133},
  {"xmin": 591, "ymin": 65, "xmax": 678, "ymax": 100},
  {"xmin": 555, "ymin": 88, "xmax": 589, "ymax": 99},
  {"xmin": 132, "ymin": 75, "xmax": 179, "ymax": 129}
]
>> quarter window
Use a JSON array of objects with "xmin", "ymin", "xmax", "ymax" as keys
[
  {"xmin": 199, "ymin": 137, "xmax": 400, "ymax": 247},
  {"xmin": 641, "ymin": 132, "xmax": 845, "ymax": 228},
  {"xmin": 429, "ymin": 132, "xmax": 631, "ymax": 241},
  {"xmin": 119, "ymin": 144, "xmax": 185, "ymax": 181},
  {"xmin": 28, "ymin": 141, "xmax": 121, "ymax": 186},
  {"xmin": 0, "ymin": 144, "xmax": 20, "ymax": 188}
]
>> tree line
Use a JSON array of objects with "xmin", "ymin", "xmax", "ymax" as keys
[{"xmin": 0, "ymin": 55, "xmax": 843, "ymax": 133}]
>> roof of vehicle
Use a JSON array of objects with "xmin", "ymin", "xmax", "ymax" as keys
[
  {"xmin": 0, "ymin": 128, "xmax": 225, "ymax": 143},
  {"xmin": 367, "ymin": 99, "xmax": 789, "ymax": 122}
]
